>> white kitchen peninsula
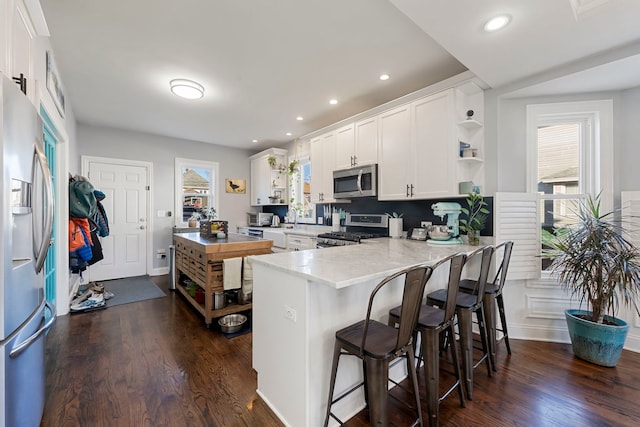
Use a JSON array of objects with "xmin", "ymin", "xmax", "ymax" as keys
[{"xmin": 249, "ymin": 238, "xmax": 484, "ymax": 426}]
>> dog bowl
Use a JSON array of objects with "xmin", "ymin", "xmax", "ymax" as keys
[{"xmin": 218, "ymin": 313, "xmax": 248, "ymax": 334}]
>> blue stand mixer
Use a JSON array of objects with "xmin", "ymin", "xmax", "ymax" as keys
[{"xmin": 428, "ymin": 202, "xmax": 464, "ymax": 245}]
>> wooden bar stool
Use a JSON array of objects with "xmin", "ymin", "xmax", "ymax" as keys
[
  {"xmin": 458, "ymin": 241, "xmax": 514, "ymax": 369},
  {"xmin": 426, "ymin": 246, "xmax": 494, "ymax": 401},
  {"xmin": 324, "ymin": 264, "xmax": 433, "ymax": 427},
  {"xmin": 388, "ymin": 253, "xmax": 467, "ymax": 427}
]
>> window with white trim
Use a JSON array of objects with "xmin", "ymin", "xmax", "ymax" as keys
[
  {"xmin": 174, "ymin": 158, "xmax": 219, "ymax": 226},
  {"xmin": 289, "ymin": 155, "xmax": 315, "ymax": 223},
  {"xmin": 526, "ymin": 100, "xmax": 613, "ymax": 275}
]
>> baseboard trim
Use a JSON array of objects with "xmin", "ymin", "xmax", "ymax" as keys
[{"xmin": 150, "ymin": 267, "xmax": 169, "ymax": 276}]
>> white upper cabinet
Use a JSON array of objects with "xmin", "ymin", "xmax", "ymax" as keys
[
  {"xmin": 334, "ymin": 124, "xmax": 355, "ymax": 170},
  {"xmin": 302, "ymin": 76, "xmax": 485, "ymax": 201},
  {"xmin": 310, "ymin": 131, "xmax": 337, "ymax": 204},
  {"xmin": 3, "ymin": 0, "xmax": 35, "ymax": 99},
  {"xmin": 354, "ymin": 116, "xmax": 378, "ymax": 167},
  {"xmin": 379, "ymin": 90, "xmax": 457, "ymax": 200},
  {"xmin": 335, "ymin": 117, "xmax": 378, "ymax": 170},
  {"xmin": 412, "ymin": 89, "xmax": 456, "ymax": 198},
  {"xmin": 250, "ymin": 148, "xmax": 288, "ymax": 206},
  {"xmin": 378, "ymin": 104, "xmax": 412, "ymax": 200},
  {"xmin": 378, "ymin": 86, "xmax": 484, "ymax": 200}
]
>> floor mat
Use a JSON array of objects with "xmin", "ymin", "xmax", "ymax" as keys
[{"xmin": 99, "ymin": 275, "xmax": 166, "ymax": 307}]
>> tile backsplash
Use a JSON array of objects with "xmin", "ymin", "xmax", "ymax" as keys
[{"xmin": 264, "ymin": 196, "xmax": 494, "ymax": 236}]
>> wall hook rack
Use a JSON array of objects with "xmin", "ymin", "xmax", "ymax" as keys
[{"xmin": 12, "ymin": 73, "xmax": 27, "ymax": 95}]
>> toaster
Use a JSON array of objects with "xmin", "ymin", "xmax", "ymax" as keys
[{"xmin": 247, "ymin": 212, "xmax": 273, "ymax": 226}]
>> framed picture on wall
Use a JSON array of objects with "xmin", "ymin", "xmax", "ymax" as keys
[
  {"xmin": 225, "ymin": 179, "xmax": 246, "ymax": 194},
  {"xmin": 46, "ymin": 51, "xmax": 65, "ymax": 118}
]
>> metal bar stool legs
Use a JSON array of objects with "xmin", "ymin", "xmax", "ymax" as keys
[
  {"xmin": 496, "ymin": 292, "xmax": 512, "ymax": 355},
  {"xmin": 324, "ymin": 265, "xmax": 431, "ymax": 427},
  {"xmin": 426, "ymin": 246, "xmax": 494, "ymax": 401},
  {"xmin": 456, "ymin": 302, "xmax": 492, "ymax": 400},
  {"xmin": 459, "ymin": 240, "xmax": 514, "ymax": 369},
  {"xmin": 388, "ymin": 253, "xmax": 467, "ymax": 427},
  {"xmin": 420, "ymin": 321, "xmax": 466, "ymax": 427}
]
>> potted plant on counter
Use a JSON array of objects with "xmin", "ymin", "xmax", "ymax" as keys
[
  {"xmin": 542, "ymin": 194, "xmax": 640, "ymax": 366},
  {"xmin": 459, "ymin": 191, "xmax": 489, "ymax": 245}
]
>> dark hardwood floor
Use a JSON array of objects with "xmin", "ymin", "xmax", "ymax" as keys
[{"xmin": 43, "ymin": 275, "xmax": 640, "ymax": 426}]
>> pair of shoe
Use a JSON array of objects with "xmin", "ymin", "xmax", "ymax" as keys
[
  {"xmin": 88, "ymin": 282, "xmax": 114, "ymax": 300},
  {"xmin": 70, "ymin": 291, "xmax": 106, "ymax": 312}
]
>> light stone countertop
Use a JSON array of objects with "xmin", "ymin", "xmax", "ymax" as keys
[{"xmin": 249, "ymin": 237, "xmax": 491, "ymax": 289}]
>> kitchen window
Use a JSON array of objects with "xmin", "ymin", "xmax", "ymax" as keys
[
  {"xmin": 174, "ymin": 158, "xmax": 219, "ymax": 226},
  {"xmin": 289, "ymin": 155, "xmax": 315, "ymax": 223},
  {"xmin": 526, "ymin": 100, "xmax": 613, "ymax": 276}
]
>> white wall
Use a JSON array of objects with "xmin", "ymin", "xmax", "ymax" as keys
[
  {"xmin": 77, "ymin": 124, "xmax": 254, "ymax": 273},
  {"xmin": 618, "ymin": 86, "xmax": 640, "ymax": 192}
]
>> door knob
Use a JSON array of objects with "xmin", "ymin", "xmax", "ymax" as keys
[{"xmin": 140, "ymin": 225, "xmax": 145, "ymax": 230}]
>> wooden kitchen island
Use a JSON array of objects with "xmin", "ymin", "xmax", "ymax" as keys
[{"xmin": 173, "ymin": 232, "xmax": 273, "ymax": 326}]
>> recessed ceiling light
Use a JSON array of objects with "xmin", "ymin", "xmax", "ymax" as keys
[
  {"xmin": 484, "ymin": 15, "xmax": 510, "ymax": 32},
  {"xmin": 285, "ymin": 132, "xmax": 292, "ymax": 136},
  {"xmin": 296, "ymin": 116, "xmax": 304, "ymax": 121},
  {"xmin": 170, "ymin": 79, "xmax": 204, "ymax": 99},
  {"xmin": 252, "ymin": 139, "xmax": 258, "ymax": 143},
  {"xmin": 379, "ymin": 74, "xmax": 390, "ymax": 81},
  {"xmin": 329, "ymin": 99, "xmax": 338, "ymax": 105}
]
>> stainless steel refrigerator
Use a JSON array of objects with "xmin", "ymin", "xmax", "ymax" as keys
[{"xmin": 0, "ymin": 74, "xmax": 55, "ymax": 426}]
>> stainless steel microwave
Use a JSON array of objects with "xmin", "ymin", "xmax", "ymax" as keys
[{"xmin": 333, "ymin": 164, "xmax": 377, "ymax": 199}]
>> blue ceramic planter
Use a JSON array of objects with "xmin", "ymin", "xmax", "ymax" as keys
[{"xmin": 565, "ymin": 309, "xmax": 629, "ymax": 367}]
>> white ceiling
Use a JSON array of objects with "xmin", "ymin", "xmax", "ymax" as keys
[{"xmin": 40, "ymin": 0, "xmax": 640, "ymax": 151}]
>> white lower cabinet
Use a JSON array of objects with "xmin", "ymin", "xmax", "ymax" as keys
[{"xmin": 286, "ymin": 234, "xmax": 317, "ymax": 251}]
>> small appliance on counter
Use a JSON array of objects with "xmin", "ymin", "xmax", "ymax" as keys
[
  {"xmin": 247, "ymin": 211, "xmax": 274, "ymax": 226},
  {"xmin": 271, "ymin": 215, "xmax": 280, "ymax": 227},
  {"xmin": 427, "ymin": 202, "xmax": 463, "ymax": 245},
  {"xmin": 407, "ymin": 227, "xmax": 428, "ymax": 240}
]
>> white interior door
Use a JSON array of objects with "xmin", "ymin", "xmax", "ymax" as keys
[{"xmin": 83, "ymin": 158, "xmax": 149, "ymax": 280}]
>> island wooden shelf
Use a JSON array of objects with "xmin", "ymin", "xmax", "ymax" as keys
[{"xmin": 173, "ymin": 232, "xmax": 272, "ymax": 326}]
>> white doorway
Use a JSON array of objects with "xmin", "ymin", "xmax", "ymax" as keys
[{"xmin": 81, "ymin": 156, "xmax": 152, "ymax": 281}]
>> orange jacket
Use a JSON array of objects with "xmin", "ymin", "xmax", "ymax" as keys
[{"xmin": 69, "ymin": 218, "xmax": 93, "ymax": 252}]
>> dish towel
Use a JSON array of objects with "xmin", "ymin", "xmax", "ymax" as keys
[
  {"xmin": 223, "ymin": 257, "xmax": 242, "ymax": 290},
  {"xmin": 242, "ymin": 257, "xmax": 253, "ymax": 294}
]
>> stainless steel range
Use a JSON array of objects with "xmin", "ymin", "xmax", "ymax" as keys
[{"xmin": 316, "ymin": 213, "xmax": 388, "ymax": 248}]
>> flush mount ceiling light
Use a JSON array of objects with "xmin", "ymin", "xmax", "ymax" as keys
[
  {"xmin": 296, "ymin": 116, "xmax": 304, "ymax": 121},
  {"xmin": 285, "ymin": 132, "xmax": 293, "ymax": 136},
  {"xmin": 329, "ymin": 99, "xmax": 338, "ymax": 105},
  {"xmin": 379, "ymin": 74, "xmax": 390, "ymax": 81},
  {"xmin": 170, "ymin": 79, "xmax": 204, "ymax": 99},
  {"xmin": 484, "ymin": 14, "xmax": 511, "ymax": 32}
]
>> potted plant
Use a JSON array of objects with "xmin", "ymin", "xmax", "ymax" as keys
[
  {"xmin": 288, "ymin": 159, "xmax": 299, "ymax": 175},
  {"xmin": 542, "ymin": 194, "xmax": 640, "ymax": 366},
  {"xmin": 267, "ymin": 155, "xmax": 277, "ymax": 169},
  {"xmin": 459, "ymin": 192, "xmax": 489, "ymax": 245}
]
